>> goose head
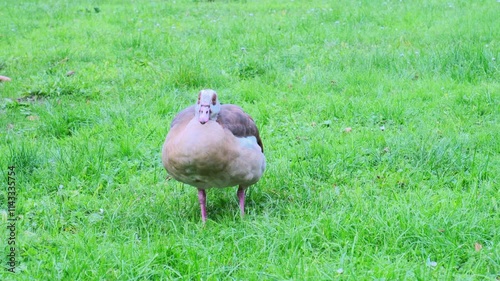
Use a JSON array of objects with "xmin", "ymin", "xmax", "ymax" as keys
[{"xmin": 195, "ymin": 89, "xmax": 221, "ymax": 125}]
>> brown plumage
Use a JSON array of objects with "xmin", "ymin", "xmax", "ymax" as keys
[{"xmin": 162, "ymin": 89, "xmax": 266, "ymax": 222}]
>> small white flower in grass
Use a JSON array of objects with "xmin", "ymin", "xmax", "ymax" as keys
[
  {"xmin": 0, "ymin": 210, "xmax": 7, "ymax": 222},
  {"xmin": 336, "ymin": 268, "xmax": 344, "ymax": 274},
  {"xmin": 16, "ymin": 263, "xmax": 27, "ymax": 272},
  {"xmin": 99, "ymin": 208, "xmax": 104, "ymax": 214},
  {"xmin": 58, "ymin": 184, "xmax": 64, "ymax": 190},
  {"xmin": 380, "ymin": 125, "xmax": 385, "ymax": 131},
  {"xmin": 426, "ymin": 258, "xmax": 437, "ymax": 267},
  {"xmin": 334, "ymin": 185, "xmax": 341, "ymax": 195}
]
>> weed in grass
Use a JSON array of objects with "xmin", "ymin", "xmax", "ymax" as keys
[{"xmin": 6, "ymin": 142, "xmax": 40, "ymax": 178}]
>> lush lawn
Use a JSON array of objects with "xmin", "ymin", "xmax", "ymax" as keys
[{"xmin": 1, "ymin": 0, "xmax": 499, "ymax": 279}]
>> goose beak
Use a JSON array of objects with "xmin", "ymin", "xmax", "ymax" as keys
[{"xmin": 198, "ymin": 109, "xmax": 210, "ymax": 124}]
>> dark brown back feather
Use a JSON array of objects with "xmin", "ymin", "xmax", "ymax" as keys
[{"xmin": 217, "ymin": 104, "xmax": 264, "ymax": 153}]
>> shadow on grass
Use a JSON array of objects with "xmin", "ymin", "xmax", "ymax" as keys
[{"xmin": 159, "ymin": 181, "xmax": 285, "ymax": 224}]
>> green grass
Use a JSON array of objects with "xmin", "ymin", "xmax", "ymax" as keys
[{"xmin": 1, "ymin": 0, "xmax": 499, "ymax": 279}]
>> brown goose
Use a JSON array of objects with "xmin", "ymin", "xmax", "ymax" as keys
[{"xmin": 162, "ymin": 89, "xmax": 266, "ymax": 222}]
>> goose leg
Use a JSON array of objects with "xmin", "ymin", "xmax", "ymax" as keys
[
  {"xmin": 237, "ymin": 186, "xmax": 247, "ymax": 217},
  {"xmin": 198, "ymin": 189, "xmax": 207, "ymax": 222}
]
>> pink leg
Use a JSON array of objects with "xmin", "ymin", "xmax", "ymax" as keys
[
  {"xmin": 198, "ymin": 189, "xmax": 207, "ymax": 222},
  {"xmin": 237, "ymin": 186, "xmax": 247, "ymax": 217}
]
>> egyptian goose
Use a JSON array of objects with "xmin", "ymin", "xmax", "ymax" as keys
[{"xmin": 162, "ymin": 89, "xmax": 266, "ymax": 222}]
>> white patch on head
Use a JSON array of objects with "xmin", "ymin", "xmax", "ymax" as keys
[{"xmin": 195, "ymin": 89, "xmax": 221, "ymax": 122}]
